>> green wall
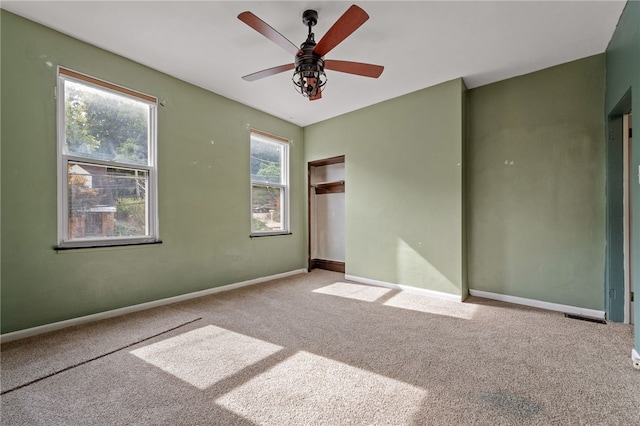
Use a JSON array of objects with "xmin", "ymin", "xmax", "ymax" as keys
[
  {"xmin": 605, "ymin": 0, "xmax": 639, "ymax": 348},
  {"xmin": 1, "ymin": 11, "xmax": 306, "ymax": 334},
  {"xmin": 305, "ymin": 79, "xmax": 466, "ymax": 297},
  {"xmin": 467, "ymin": 55, "xmax": 606, "ymax": 310}
]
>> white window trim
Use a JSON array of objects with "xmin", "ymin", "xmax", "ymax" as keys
[
  {"xmin": 250, "ymin": 129, "xmax": 290, "ymax": 237},
  {"xmin": 56, "ymin": 67, "xmax": 159, "ymax": 248}
]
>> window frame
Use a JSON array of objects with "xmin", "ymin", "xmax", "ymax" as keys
[
  {"xmin": 56, "ymin": 67, "xmax": 159, "ymax": 248},
  {"xmin": 249, "ymin": 129, "xmax": 290, "ymax": 237}
]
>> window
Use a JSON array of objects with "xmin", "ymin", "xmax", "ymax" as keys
[
  {"xmin": 57, "ymin": 68, "xmax": 158, "ymax": 248},
  {"xmin": 250, "ymin": 130, "xmax": 289, "ymax": 235}
]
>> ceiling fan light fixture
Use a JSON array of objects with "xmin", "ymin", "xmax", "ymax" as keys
[{"xmin": 292, "ymin": 63, "xmax": 327, "ymax": 98}]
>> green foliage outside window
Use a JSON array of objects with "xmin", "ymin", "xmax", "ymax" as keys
[
  {"xmin": 115, "ymin": 197, "xmax": 146, "ymax": 236},
  {"xmin": 65, "ymin": 81, "xmax": 148, "ymax": 165}
]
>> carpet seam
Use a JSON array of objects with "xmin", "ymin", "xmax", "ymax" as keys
[{"xmin": 0, "ymin": 317, "xmax": 202, "ymax": 396}]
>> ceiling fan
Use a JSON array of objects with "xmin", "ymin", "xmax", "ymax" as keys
[{"xmin": 238, "ymin": 4, "xmax": 384, "ymax": 101}]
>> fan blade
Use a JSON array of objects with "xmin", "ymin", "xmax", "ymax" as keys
[
  {"xmin": 242, "ymin": 63, "xmax": 295, "ymax": 82},
  {"xmin": 324, "ymin": 60, "xmax": 384, "ymax": 78},
  {"xmin": 313, "ymin": 5, "xmax": 369, "ymax": 57},
  {"xmin": 238, "ymin": 11, "xmax": 300, "ymax": 56}
]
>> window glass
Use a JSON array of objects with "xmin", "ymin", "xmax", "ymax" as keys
[
  {"xmin": 251, "ymin": 185, "xmax": 284, "ymax": 232},
  {"xmin": 250, "ymin": 136, "xmax": 283, "ymax": 184},
  {"xmin": 65, "ymin": 80, "xmax": 149, "ymax": 165},
  {"xmin": 68, "ymin": 162, "xmax": 149, "ymax": 239}
]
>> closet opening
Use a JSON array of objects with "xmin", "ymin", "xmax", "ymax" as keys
[{"xmin": 308, "ymin": 156, "xmax": 345, "ymax": 273}]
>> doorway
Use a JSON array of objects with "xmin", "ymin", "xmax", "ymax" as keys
[
  {"xmin": 606, "ymin": 90, "xmax": 631, "ymax": 323},
  {"xmin": 623, "ymin": 112, "xmax": 634, "ymax": 324},
  {"xmin": 308, "ymin": 156, "xmax": 345, "ymax": 272}
]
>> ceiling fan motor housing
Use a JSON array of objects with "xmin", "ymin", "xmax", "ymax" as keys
[{"xmin": 295, "ymin": 40, "xmax": 324, "ymax": 73}]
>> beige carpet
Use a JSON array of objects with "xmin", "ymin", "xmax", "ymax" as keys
[{"xmin": 1, "ymin": 270, "xmax": 638, "ymax": 425}]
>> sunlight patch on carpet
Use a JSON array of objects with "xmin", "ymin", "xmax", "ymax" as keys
[
  {"xmin": 383, "ymin": 291, "xmax": 477, "ymax": 320},
  {"xmin": 312, "ymin": 282, "xmax": 391, "ymax": 302},
  {"xmin": 215, "ymin": 350, "xmax": 427, "ymax": 424},
  {"xmin": 130, "ymin": 325, "xmax": 282, "ymax": 390}
]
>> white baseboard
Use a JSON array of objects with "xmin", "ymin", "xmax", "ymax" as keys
[
  {"xmin": 633, "ymin": 349, "xmax": 640, "ymax": 370},
  {"xmin": 345, "ymin": 274, "xmax": 462, "ymax": 302},
  {"xmin": 469, "ymin": 289, "xmax": 606, "ymax": 319},
  {"xmin": 0, "ymin": 269, "xmax": 307, "ymax": 344}
]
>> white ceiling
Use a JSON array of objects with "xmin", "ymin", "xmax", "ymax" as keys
[{"xmin": 3, "ymin": 1, "xmax": 626, "ymax": 127}]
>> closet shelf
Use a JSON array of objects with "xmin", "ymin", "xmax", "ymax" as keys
[{"xmin": 313, "ymin": 180, "xmax": 345, "ymax": 194}]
